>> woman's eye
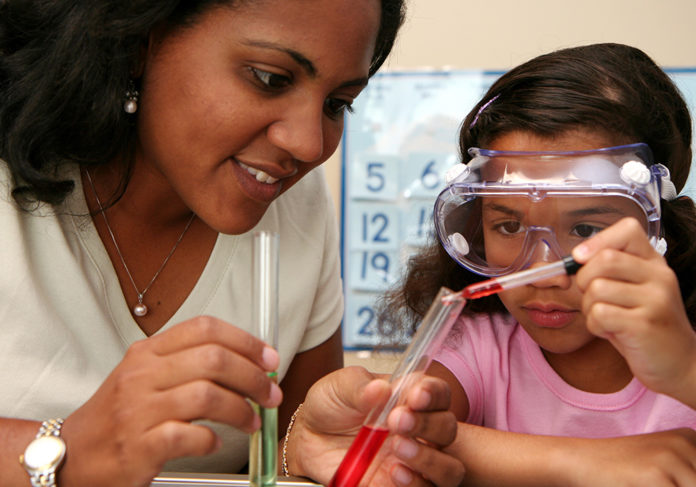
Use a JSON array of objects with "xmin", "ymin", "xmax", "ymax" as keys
[
  {"xmin": 250, "ymin": 67, "xmax": 291, "ymax": 89},
  {"xmin": 495, "ymin": 220, "xmax": 524, "ymax": 236},
  {"xmin": 571, "ymin": 223, "xmax": 603, "ymax": 239},
  {"xmin": 324, "ymin": 97, "xmax": 354, "ymax": 118}
]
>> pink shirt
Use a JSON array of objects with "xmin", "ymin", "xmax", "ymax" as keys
[{"xmin": 434, "ymin": 313, "xmax": 696, "ymax": 436}]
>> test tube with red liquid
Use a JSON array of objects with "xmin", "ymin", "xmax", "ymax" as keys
[{"xmin": 328, "ymin": 287, "xmax": 466, "ymax": 487}]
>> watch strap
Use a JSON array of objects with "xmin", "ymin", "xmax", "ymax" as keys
[{"xmin": 23, "ymin": 418, "xmax": 65, "ymax": 487}]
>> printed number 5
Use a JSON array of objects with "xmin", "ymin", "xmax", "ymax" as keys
[{"xmin": 366, "ymin": 162, "xmax": 385, "ymax": 192}]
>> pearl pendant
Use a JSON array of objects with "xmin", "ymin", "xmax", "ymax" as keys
[
  {"xmin": 133, "ymin": 302, "xmax": 148, "ymax": 317},
  {"xmin": 124, "ymin": 99, "xmax": 138, "ymax": 114}
]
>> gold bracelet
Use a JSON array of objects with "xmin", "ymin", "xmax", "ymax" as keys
[{"xmin": 282, "ymin": 403, "xmax": 303, "ymax": 476}]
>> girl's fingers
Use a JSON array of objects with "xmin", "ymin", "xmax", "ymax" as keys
[
  {"xmin": 390, "ymin": 436, "xmax": 465, "ymax": 487},
  {"xmin": 388, "ymin": 408, "xmax": 457, "ymax": 447},
  {"xmin": 573, "ymin": 217, "xmax": 659, "ymax": 263},
  {"xmin": 405, "ymin": 375, "xmax": 452, "ymax": 411}
]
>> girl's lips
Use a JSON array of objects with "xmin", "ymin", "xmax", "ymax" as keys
[{"xmin": 524, "ymin": 305, "xmax": 578, "ymax": 328}]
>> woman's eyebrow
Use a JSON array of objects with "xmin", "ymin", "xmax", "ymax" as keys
[
  {"xmin": 245, "ymin": 40, "xmax": 318, "ymax": 77},
  {"xmin": 243, "ymin": 40, "xmax": 369, "ymax": 89}
]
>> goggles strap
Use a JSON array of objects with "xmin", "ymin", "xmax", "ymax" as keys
[{"xmin": 658, "ymin": 164, "xmax": 678, "ymax": 201}]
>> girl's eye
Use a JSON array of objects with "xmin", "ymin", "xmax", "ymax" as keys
[
  {"xmin": 571, "ymin": 223, "xmax": 603, "ymax": 239},
  {"xmin": 495, "ymin": 220, "xmax": 525, "ymax": 236},
  {"xmin": 324, "ymin": 97, "xmax": 354, "ymax": 119},
  {"xmin": 250, "ymin": 67, "xmax": 291, "ymax": 89}
]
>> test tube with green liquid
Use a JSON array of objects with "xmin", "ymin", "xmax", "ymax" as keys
[{"xmin": 249, "ymin": 231, "xmax": 279, "ymax": 487}]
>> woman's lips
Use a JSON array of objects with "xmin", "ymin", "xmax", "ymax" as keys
[
  {"xmin": 230, "ymin": 158, "xmax": 282, "ymax": 202},
  {"xmin": 524, "ymin": 305, "xmax": 578, "ymax": 328}
]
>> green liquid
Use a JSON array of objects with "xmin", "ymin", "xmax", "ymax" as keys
[{"xmin": 249, "ymin": 373, "xmax": 278, "ymax": 487}]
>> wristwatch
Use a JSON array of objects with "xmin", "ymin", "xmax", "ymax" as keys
[{"xmin": 19, "ymin": 418, "xmax": 66, "ymax": 487}]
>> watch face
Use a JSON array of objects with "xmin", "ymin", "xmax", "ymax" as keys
[{"xmin": 23, "ymin": 436, "xmax": 66, "ymax": 470}]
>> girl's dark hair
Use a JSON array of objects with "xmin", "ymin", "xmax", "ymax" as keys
[
  {"xmin": 0, "ymin": 0, "xmax": 405, "ymax": 206},
  {"xmin": 380, "ymin": 43, "xmax": 696, "ymax": 338}
]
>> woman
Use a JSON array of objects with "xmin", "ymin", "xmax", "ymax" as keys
[{"xmin": 0, "ymin": 1, "xmax": 463, "ymax": 486}]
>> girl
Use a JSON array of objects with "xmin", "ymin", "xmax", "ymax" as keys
[
  {"xmin": 381, "ymin": 43, "xmax": 696, "ymax": 486},
  {"xmin": 0, "ymin": 1, "xmax": 463, "ymax": 486}
]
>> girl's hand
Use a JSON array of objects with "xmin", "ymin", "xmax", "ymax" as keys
[
  {"xmin": 58, "ymin": 316, "xmax": 282, "ymax": 487},
  {"xmin": 573, "ymin": 217, "xmax": 696, "ymax": 407},
  {"xmin": 288, "ymin": 366, "xmax": 464, "ymax": 487},
  {"xmin": 563, "ymin": 429, "xmax": 696, "ymax": 487}
]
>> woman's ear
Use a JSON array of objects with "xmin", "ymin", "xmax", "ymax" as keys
[{"xmin": 133, "ymin": 23, "xmax": 167, "ymax": 78}]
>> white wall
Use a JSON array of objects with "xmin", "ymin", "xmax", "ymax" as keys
[{"xmin": 325, "ymin": 0, "xmax": 696, "ymax": 211}]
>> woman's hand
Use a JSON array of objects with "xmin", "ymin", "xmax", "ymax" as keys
[
  {"xmin": 288, "ymin": 366, "xmax": 464, "ymax": 487},
  {"xmin": 58, "ymin": 316, "xmax": 282, "ymax": 487},
  {"xmin": 573, "ymin": 217, "xmax": 696, "ymax": 407}
]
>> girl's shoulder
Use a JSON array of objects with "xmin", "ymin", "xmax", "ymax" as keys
[{"xmin": 448, "ymin": 312, "xmax": 519, "ymax": 346}]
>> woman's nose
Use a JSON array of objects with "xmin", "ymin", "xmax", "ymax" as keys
[{"xmin": 266, "ymin": 100, "xmax": 325, "ymax": 163}]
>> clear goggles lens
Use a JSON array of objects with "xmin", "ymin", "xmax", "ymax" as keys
[{"xmin": 434, "ymin": 143, "xmax": 665, "ymax": 276}]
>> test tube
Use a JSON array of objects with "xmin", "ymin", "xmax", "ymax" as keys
[
  {"xmin": 328, "ymin": 287, "xmax": 466, "ymax": 487},
  {"xmin": 249, "ymin": 231, "xmax": 280, "ymax": 487},
  {"xmin": 444, "ymin": 256, "xmax": 582, "ymax": 302}
]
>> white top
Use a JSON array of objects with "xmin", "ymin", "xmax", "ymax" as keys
[{"xmin": 0, "ymin": 162, "xmax": 344, "ymax": 473}]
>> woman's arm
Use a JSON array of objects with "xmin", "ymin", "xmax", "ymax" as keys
[
  {"xmin": 3, "ymin": 317, "xmax": 281, "ymax": 487},
  {"xmin": 0, "ymin": 418, "xmax": 45, "ymax": 487}
]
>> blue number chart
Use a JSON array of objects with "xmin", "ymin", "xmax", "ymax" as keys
[{"xmin": 340, "ymin": 69, "xmax": 696, "ymax": 349}]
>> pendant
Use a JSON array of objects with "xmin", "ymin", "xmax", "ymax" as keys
[
  {"xmin": 133, "ymin": 303, "xmax": 148, "ymax": 317},
  {"xmin": 133, "ymin": 295, "xmax": 148, "ymax": 317}
]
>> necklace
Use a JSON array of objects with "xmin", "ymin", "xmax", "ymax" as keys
[{"xmin": 85, "ymin": 171, "xmax": 196, "ymax": 317}]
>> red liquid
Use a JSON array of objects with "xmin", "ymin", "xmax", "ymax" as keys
[
  {"xmin": 462, "ymin": 281, "xmax": 503, "ymax": 299},
  {"xmin": 328, "ymin": 425, "xmax": 389, "ymax": 487}
]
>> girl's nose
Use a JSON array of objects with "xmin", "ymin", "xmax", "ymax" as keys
[{"xmin": 266, "ymin": 100, "xmax": 325, "ymax": 163}]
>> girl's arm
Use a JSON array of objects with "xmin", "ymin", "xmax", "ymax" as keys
[
  {"xmin": 573, "ymin": 217, "xmax": 696, "ymax": 408},
  {"xmin": 448, "ymin": 422, "xmax": 696, "ymax": 487},
  {"xmin": 278, "ymin": 328, "xmax": 344, "ymax": 436}
]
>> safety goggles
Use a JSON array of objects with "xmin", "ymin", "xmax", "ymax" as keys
[{"xmin": 434, "ymin": 143, "xmax": 670, "ymax": 277}]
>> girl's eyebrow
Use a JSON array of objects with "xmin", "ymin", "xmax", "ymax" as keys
[
  {"xmin": 482, "ymin": 202, "xmax": 523, "ymax": 218},
  {"xmin": 566, "ymin": 206, "xmax": 627, "ymax": 217},
  {"xmin": 243, "ymin": 40, "xmax": 369, "ymax": 89},
  {"xmin": 483, "ymin": 203, "xmax": 627, "ymax": 219}
]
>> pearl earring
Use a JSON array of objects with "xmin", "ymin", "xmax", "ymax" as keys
[{"xmin": 124, "ymin": 80, "xmax": 139, "ymax": 114}]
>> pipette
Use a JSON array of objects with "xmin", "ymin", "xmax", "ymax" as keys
[
  {"xmin": 328, "ymin": 287, "xmax": 466, "ymax": 487},
  {"xmin": 444, "ymin": 255, "xmax": 582, "ymax": 302},
  {"xmin": 249, "ymin": 231, "xmax": 279, "ymax": 487}
]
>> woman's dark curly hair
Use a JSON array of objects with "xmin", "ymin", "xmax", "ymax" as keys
[
  {"xmin": 379, "ymin": 43, "xmax": 696, "ymax": 340},
  {"xmin": 0, "ymin": 0, "xmax": 405, "ymax": 206}
]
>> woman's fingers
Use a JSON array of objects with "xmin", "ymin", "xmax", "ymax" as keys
[
  {"xmin": 146, "ymin": 315, "xmax": 279, "ymax": 371},
  {"xmin": 145, "ymin": 343, "xmax": 282, "ymax": 408},
  {"xmin": 151, "ymin": 381, "xmax": 262, "ymax": 432}
]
